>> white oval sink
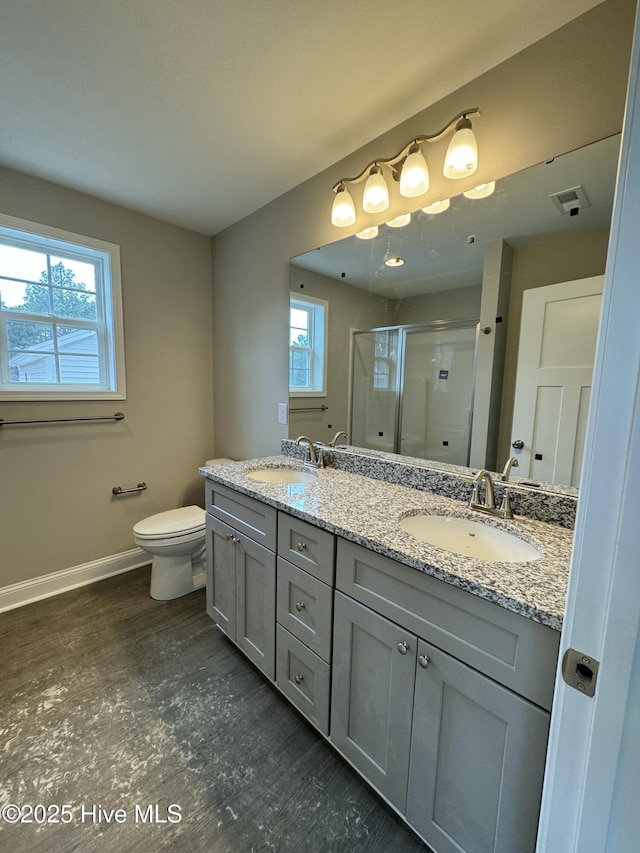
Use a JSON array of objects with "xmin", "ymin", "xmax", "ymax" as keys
[
  {"xmin": 247, "ymin": 468, "xmax": 317, "ymax": 485},
  {"xmin": 399, "ymin": 514, "xmax": 542, "ymax": 563}
]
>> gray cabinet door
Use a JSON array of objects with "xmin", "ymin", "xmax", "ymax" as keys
[
  {"xmin": 407, "ymin": 638, "xmax": 550, "ymax": 853},
  {"xmin": 330, "ymin": 592, "xmax": 415, "ymax": 812},
  {"xmin": 206, "ymin": 514, "xmax": 238, "ymax": 639},
  {"xmin": 235, "ymin": 531, "xmax": 276, "ymax": 680}
]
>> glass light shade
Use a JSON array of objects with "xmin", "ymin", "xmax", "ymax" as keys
[
  {"xmin": 463, "ymin": 181, "xmax": 496, "ymax": 200},
  {"xmin": 363, "ymin": 167, "xmax": 390, "ymax": 213},
  {"xmin": 422, "ymin": 198, "xmax": 451, "ymax": 215},
  {"xmin": 386, "ymin": 214, "xmax": 411, "ymax": 228},
  {"xmin": 355, "ymin": 226, "xmax": 378, "ymax": 240},
  {"xmin": 399, "ymin": 146, "xmax": 429, "ymax": 198},
  {"xmin": 331, "ymin": 186, "xmax": 356, "ymax": 227},
  {"xmin": 443, "ymin": 121, "xmax": 478, "ymax": 179}
]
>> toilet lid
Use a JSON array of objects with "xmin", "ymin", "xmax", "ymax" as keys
[{"xmin": 133, "ymin": 505, "xmax": 205, "ymax": 537}]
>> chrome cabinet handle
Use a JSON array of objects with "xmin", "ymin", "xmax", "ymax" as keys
[
  {"xmin": 295, "ymin": 601, "xmax": 306, "ymax": 612},
  {"xmin": 296, "ymin": 542, "xmax": 307, "ymax": 552},
  {"xmin": 294, "ymin": 673, "xmax": 304, "ymax": 685},
  {"xmin": 225, "ymin": 533, "xmax": 240, "ymax": 544},
  {"xmin": 398, "ymin": 641, "xmax": 409, "ymax": 655},
  {"xmin": 418, "ymin": 654, "xmax": 430, "ymax": 669}
]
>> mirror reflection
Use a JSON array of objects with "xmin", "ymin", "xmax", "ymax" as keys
[{"xmin": 289, "ymin": 134, "xmax": 620, "ymax": 489}]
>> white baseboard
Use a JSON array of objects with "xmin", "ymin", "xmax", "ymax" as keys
[{"xmin": 0, "ymin": 549, "xmax": 151, "ymax": 613}]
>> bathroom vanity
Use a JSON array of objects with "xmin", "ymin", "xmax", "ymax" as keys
[{"xmin": 200, "ymin": 453, "xmax": 573, "ymax": 853}]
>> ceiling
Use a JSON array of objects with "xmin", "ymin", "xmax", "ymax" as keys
[
  {"xmin": 0, "ymin": 0, "xmax": 606, "ymax": 236},
  {"xmin": 291, "ymin": 133, "xmax": 620, "ymax": 298}
]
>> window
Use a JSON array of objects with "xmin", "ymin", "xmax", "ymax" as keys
[
  {"xmin": 289, "ymin": 295, "xmax": 327, "ymax": 396},
  {"xmin": 373, "ymin": 331, "xmax": 392, "ymax": 389},
  {"xmin": 0, "ymin": 214, "xmax": 125, "ymax": 400}
]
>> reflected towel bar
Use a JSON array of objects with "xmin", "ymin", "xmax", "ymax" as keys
[
  {"xmin": 112, "ymin": 482, "xmax": 147, "ymax": 496},
  {"xmin": 289, "ymin": 405, "xmax": 329, "ymax": 413},
  {"xmin": 0, "ymin": 412, "xmax": 125, "ymax": 427}
]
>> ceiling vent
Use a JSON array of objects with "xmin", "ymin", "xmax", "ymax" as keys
[{"xmin": 549, "ymin": 185, "xmax": 591, "ymax": 216}]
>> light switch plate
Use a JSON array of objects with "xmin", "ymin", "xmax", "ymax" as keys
[{"xmin": 277, "ymin": 402, "xmax": 288, "ymax": 425}]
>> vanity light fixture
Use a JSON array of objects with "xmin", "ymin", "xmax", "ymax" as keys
[
  {"xmin": 463, "ymin": 181, "xmax": 496, "ymax": 200},
  {"xmin": 386, "ymin": 213, "xmax": 411, "ymax": 228},
  {"xmin": 443, "ymin": 116, "xmax": 479, "ymax": 179},
  {"xmin": 422, "ymin": 198, "xmax": 451, "ymax": 215},
  {"xmin": 355, "ymin": 226, "xmax": 379, "ymax": 240},
  {"xmin": 331, "ymin": 184, "xmax": 357, "ymax": 227},
  {"xmin": 385, "ymin": 256, "xmax": 405, "ymax": 267},
  {"xmin": 363, "ymin": 166, "xmax": 390, "ymax": 213},
  {"xmin": 331, "ymin": 108, "xmax": 480, "ymax": 227}
]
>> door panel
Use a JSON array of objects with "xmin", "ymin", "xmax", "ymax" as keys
[
  {"xmin": 235, "ymin": 534, "xmax": 276, "ymax": 680},
  {"xmin": 330, "ymin": 592, "xmax": 415, "ymax": 812},
  {"xmin": 407, "ymin": 639, "xmax": 550, "ymax": 853},
  {"xmin": 401, "ymin": 325, "xmax": 476, "ymax": 464},
  {"xmin": 511, "ymin": 276, "xmax": 604, "ymax": 485},
  {"xmin": 207, "ymin": 515, "xmax": 238, "ymax": 639}
]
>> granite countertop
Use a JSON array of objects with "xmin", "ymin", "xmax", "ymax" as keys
[{"xmin": 200, "ymin": 456, "xmax": 574, "ymax": 632}]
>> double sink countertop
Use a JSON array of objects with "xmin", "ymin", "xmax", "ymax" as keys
[{"xmin": 200, "ymin": 456, "xmax": 574, "ymax": 632}]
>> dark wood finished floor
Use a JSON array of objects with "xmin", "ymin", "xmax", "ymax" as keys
[{"xmin": 0, "ymin": 567, "xmax": 430, "ymax": 852}]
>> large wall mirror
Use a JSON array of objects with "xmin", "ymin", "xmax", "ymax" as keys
[{"xmin": 289, "ymin": 134, "xmax": 620, "ymax": 490}]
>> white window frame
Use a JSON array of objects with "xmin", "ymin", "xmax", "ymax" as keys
[
  {"xmin": 0, "ymin": 213, "xmax": 126, "ymax": 401},
  {"xmin": 289, "ymin": 294, "xmax": 328, "ymax": 397}
]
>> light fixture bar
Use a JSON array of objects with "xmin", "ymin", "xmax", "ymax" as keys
[{"xmin": 331, "ymin": 108, "xmax": 480, "ymax": 192}]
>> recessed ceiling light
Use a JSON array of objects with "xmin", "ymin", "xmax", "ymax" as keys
[{"xmin": 385, "ymin": 256, "xmax": 405, "ymax": 267}]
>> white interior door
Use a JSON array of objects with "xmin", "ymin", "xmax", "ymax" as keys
[
  {"xmin": 511, "ymin": 276, "xmax": 604, "ymax": 485},
  {"xmin": 537, "ymin": 2, "xmax": 640, "ymax": 849}
]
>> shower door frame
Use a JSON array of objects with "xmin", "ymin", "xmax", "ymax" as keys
[{"xmin": 350, "ymin": 317, "xmax": 480, "ymax": 462}]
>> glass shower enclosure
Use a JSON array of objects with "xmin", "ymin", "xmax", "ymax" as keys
[{"xmin": 350, "ymin": 320, "xmax": 478, "ymax": 465}]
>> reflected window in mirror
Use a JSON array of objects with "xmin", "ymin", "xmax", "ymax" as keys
[
  {"xmin": 373, "ymin": 331, "xmax": 393, "ymax": 389},
  {"xmin": 289, "ymin": 294, "xmax": 328, "ymax": 396}
]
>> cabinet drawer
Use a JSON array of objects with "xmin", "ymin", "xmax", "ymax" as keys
[
  {"xmin": 276, "ymin": 625, "xmax": 330, "ymax": 735},
  {"xmin": 205, "ymin": 481, "xmax": 276, "ymax": 550},
  {"xmin": 276, "ymin": 558, "xmax": 333, "ymax": 661},
  {"xmin": 277, "ymin": 512, "xmax": 335, "ymax": 584},
  {"xmin": 336, "ymin": 538, "xmax": 559, "ymax": 710}
]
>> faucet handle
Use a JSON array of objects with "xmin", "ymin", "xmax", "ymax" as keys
[{"xmin": 499, "ymin": 488, "xmax": 515, "ymax": 519}]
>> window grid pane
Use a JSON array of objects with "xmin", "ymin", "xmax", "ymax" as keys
[{"xmin": 0, "ymin": 217, "xmax": 123, "ymax": 398}]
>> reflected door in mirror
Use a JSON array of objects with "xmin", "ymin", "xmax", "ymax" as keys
[{"xmin": 511, "ymin": 275, "xmax": 604, "ymax": 486}]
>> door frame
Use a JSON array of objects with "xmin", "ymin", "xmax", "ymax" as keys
[{"xmin": 537, "ymin": 3, "xmax": 640, "ymax": 849}]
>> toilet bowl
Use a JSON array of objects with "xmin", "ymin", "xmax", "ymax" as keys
[{"xmin": 134, "ymin": 458, "xmax": 234, "ymax": 600}]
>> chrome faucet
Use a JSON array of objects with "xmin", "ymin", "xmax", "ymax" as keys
[
  {"xmin": 469, "ymin": 466, "xmax": 516, "ymax": 519},
  {"xmin": 294, "ymin": 435, "xmax": 324, "ymax": 468},
  {"xmin": 469, "ymin": 469, "xmax": 497, "ymax": 515},
  {"xmin": 501, "ymin": 456, "xmax": 519, "ymax": 481},
  {"xmin": 328, "ymin": 430, "xmax": 349, "ymax": 447}
]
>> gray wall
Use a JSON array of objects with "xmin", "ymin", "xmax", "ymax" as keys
[
  {"xmin": 212, "ymin": 0, "xmax": 635, "ymax": 462},
  {"xmin": 393, "ymin": 285, "xmax": 482, "ymax": 326},
  {"xmin": 0, "ymin": 168, "xmax": 214, "ymax": 587}
]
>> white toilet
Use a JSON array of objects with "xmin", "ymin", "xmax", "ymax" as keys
[{"xmin": 133, "ymin": 458, "xmax": 234, "ymax": 600}]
